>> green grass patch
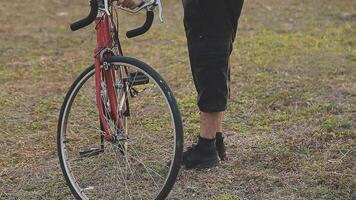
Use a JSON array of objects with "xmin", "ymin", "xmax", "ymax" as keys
[
  {"xmin": 0, "ymin": 96, "xmax": 12, "ymax": 106},
  {"xmin": 0, "ymin": 69, "xmax": 18, "ymax": 80},
  {"xmin": 217, "ymin": 194, "xmax": 239, "ymax": 200},
  {"xmin": 33, "ymin": 99, "xmax": 58, "ymax": 115},
  {"xmin": 317, "ymin": 116, "xmax": 355, "ymax": 140}
]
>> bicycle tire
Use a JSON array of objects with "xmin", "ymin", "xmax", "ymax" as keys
[{"xmin": 57, "ymin": 56, "xmax": 183, "ymax": 200}]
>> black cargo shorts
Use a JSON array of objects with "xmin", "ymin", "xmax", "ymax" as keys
[{"xmin": 183, "ymin": 0, "xmax": 244, "ymax": 112}]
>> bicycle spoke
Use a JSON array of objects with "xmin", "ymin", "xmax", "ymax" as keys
[{"xmin": 107, "ymin": 143, "xmax": 133, "ymax": 200}]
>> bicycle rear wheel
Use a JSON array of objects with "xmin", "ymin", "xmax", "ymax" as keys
[{"xmin": 57, "ymin": 56, "xmax": 183, "ymax": 200}]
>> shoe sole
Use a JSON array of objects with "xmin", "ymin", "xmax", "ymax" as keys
[{"xmin": 184, "ymin": 159, "xmax": 220, "ymax": 170}]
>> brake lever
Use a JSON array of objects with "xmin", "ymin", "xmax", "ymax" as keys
[{"xmin": 156, "ymin": 0, "xmax": 163, "ymax": 22}]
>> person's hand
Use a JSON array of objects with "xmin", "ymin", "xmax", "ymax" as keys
[{"xmin": 117, "ymin": 0, "xmax": 144, "ymax": 9}]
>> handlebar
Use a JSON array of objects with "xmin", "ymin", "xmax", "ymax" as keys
[
  {"xmin": 70, "ymin": 0, "xmax": 98, "ymax": 31},
  {"xmin": 70, "ymin": 0, "xmax": 162, "ymax": 38},
  {"xmin": 126, "ymin": 10, "xmax": 154, "ymax": 38}
]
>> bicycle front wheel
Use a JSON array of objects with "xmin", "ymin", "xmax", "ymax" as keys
[{"xmin": 57, "ymin": 56, "xmax": 183, "ymax": 200}]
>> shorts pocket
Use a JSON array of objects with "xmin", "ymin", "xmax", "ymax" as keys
[{"xmin": 183, "ymin": 0, "xmax": 205, "ymax": 39}]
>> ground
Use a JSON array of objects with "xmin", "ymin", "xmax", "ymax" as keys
[{"xmin": 0, "ymin": 0, "xmax": 355, "ymax": 199}]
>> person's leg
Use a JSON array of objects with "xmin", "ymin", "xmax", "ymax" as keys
[
  {"xmin": 200, "ymin": 111, "xmax": 223, "ymax": 139},
  {"xmin": 182, "ymin": 34, "xmax": 231, "ymax": 169},
  {"xmin": 182, "ymin": 23, "xmax": 233, "ymax": 169},
  {"xmin": 182, "ymin": 0, "xmax": 244, "ymax": 169}
]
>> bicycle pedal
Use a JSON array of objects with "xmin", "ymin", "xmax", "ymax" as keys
[
  {"xmin": 79, "ymin": 147, "xmax": 104, "ymax": 157},
  {"xmin": 128, "ymin": 72, "xmax": 149, "ymax": 86}
]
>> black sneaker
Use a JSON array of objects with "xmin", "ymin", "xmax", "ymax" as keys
[
  {"xmin": 216, "ymin": 132, "xmax": 228, "ymax": 161},
  {"xmin": 182, "ymin": 137, "xmax": 220, "ymax": 170}
]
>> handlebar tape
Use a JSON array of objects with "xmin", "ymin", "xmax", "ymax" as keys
[
  {"xmin": 70, "ymin": 0, "xmax": 99, "ymax": 31},
  {"xmin": 126, "ymin": 10, "xmax": 154, "ymax": 38}
]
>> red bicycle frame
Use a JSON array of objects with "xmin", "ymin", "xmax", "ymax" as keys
[{"xmin": 94, "ymin": 12, "xmax": 123, "ymax": 142}]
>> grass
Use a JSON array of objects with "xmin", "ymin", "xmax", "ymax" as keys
[{"xmin": 0, "ymin": 0, "xmax": 355, "ymax": 199}]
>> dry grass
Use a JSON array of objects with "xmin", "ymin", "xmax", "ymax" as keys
[{"xmin": 0, "ymin": 0, "xmax": 355, "ymax": 199}]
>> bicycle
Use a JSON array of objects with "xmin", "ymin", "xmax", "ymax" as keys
[{"xmin": 57, "ymin": 0, "xmax": 183, "ymax": 199}]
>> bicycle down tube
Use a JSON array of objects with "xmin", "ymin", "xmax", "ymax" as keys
[{"xmin": 94, "ymin": 9, "xmax": 121, "ymax": 142}]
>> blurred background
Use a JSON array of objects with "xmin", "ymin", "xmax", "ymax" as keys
[{"xmin": 0, "ymin": 0, "xmax": 355, "ymax": 199}]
